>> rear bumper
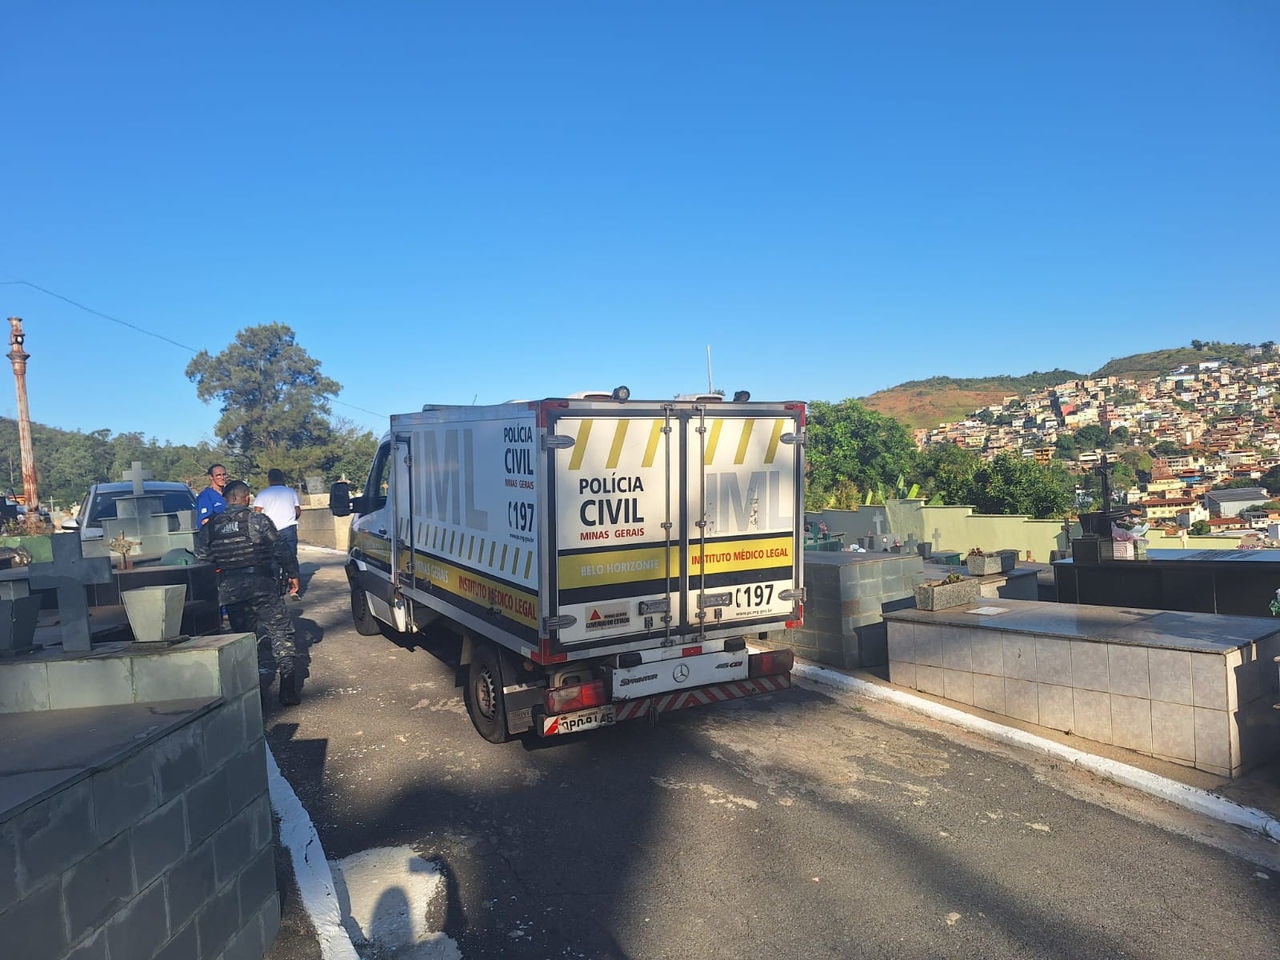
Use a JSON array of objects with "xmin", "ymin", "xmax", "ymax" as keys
[{"xmin": 540, "ymin": 672, "xmax": 790, "ymax": 736}]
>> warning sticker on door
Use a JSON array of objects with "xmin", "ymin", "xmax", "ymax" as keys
[{"xmin": 585, "ymin": 604, "xmax": 631, "ymax": 631}]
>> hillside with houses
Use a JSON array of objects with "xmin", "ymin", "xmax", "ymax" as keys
[{"xmin": 918, "ymin": 347, "xmax": 1280, "ymax": 538}]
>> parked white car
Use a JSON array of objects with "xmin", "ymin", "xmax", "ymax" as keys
[{"xmin": 62, "ymin": 481, "xmax": 197, "ymax": 540}]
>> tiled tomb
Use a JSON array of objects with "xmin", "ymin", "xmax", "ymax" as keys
[{"xmin": 884, "ymin": 599, "xmax": 1280, "ymax": 778}]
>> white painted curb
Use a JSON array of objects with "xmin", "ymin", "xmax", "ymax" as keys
[
  {"xmin": 793, "ymin": 662, "xmax": 1280, "ymax": 842},
  {"xmin": 266, "ymin": 747, "xmax": 360, "ymax": 960}
]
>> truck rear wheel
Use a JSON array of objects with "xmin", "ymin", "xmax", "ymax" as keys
[
  {"xmin": 466, "ymin": 642, "xmax": 511, "ymax": 743},
  {"xmin": 350, "ymin": 583, "xmax": 382, "ymax": 636}
]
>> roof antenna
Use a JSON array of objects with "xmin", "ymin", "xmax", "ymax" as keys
[{"xmin": 706, "ymin": 345, "xmax": 714, "ymax": 394}]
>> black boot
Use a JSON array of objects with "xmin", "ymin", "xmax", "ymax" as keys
[
  {"xmin": 259, "ymin": 671, "xmax": 275, "ymax": 711},
  {"xmin": 278, "ymin": 669, "xmax": 301, "ymax": 706}
]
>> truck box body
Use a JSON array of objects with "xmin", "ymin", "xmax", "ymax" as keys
[{"xmin": 341, "ymin": 394, "xmax": 804, "ymax": 739}]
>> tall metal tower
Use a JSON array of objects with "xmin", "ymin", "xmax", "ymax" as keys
[{"xmin": 7, "ymin": 317, "xmax": 39, "ymax": 530}]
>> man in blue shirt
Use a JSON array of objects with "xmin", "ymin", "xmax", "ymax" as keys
[
  {"xmin": 196, "ymin": 464, "xmax": 228, "ymax": 527},
  {"xmin": 195, "ymin": 480, "xmax": 305, "ymax": 705}
]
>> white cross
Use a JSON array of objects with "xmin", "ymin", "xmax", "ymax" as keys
[{"xmin": 121, "ymin": 461, "xmax": 153, "ymax": 496}]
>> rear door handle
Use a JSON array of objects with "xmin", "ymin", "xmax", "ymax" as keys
[{"xmin": 377, "ymin": 528, "xmax": 387, "ymax": 535}]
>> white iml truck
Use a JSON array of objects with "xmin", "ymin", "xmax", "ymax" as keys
[{"xmin": 330, "ymin": 388, "xmax": 804, "ymax": 742}]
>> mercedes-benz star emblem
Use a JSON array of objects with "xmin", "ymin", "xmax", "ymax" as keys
[{"xmin": 673, "ymin": 663, "xmax": 690, "ymax": 683}]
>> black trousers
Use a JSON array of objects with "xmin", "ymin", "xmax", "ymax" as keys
[{"xmin": 221, "ymin": 573, "xmax": 307, "ymax": 679}]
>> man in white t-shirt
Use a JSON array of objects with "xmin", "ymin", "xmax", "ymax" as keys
[{"xmin": 252, "ymin": 468, "xmax": 303, "ymax": 600}]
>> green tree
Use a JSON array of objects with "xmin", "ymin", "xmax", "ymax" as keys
[
  {"xmin": 0, "ymin": 416, "xmax": 221, "ymax": 512},
  {"xmin": 1110, "ymin": 459, "xmax": 1137, "ymax": 492},
  {"xmin": 1053, "ymin": 432, "xmax": 1078, "ymax": 459},
  {"xmin": 109, "ymin": 431, "xmax": 151, "ymax": 482},
  {"xmin": 1258, "ymin": 464, "xmax": 1280, "ymax": 495},
  {"xmin": 134, "ymin": 440, "xmax": 223, "ymax": 491},
  {"xmin": 1117, "ymin": 448, "xmax": 1153, "ymax": 486},
  {"xmin": 47, "ymin": 429, "xmax": 114, "ymax": 504},
  {"xmin": 804, "ymin": 399, "xmax": 919, "ymax": 511},
  {"xmin": 1190, "ymin": 519, "xmax": 1211, "ymax": 535},
  {"xmin": 186, "ymin": 324, "xmax": 346, "ymax": 480},
  {"xmin": 967, "ymin": 452, "xmax": 1073, "ymax": 519},
  {"xmin": 1074, "ymin": 424, "xmax": 1111, "ymax": 450},
  {"xmin": 22, "ymin": 425, "xmax": 114, "ymax": 508},
  {"xmin": 914, "ymin": 442, "xmax": 981, "ymax": 506},
  {"xmin": 325, "ymin": 418, "xmax": 380, "ymax": 489},
  {"xmin": 816, "ymin": 478, "xmax": 864, "ymax": 511},
  {"xmin": 1215, "ymin": 477, "xmax": 1263, "ymax": 490}
]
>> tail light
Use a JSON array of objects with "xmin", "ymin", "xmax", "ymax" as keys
[
  {"xmin": 785, "ymin": 603, "xmax": 804, "ymax": 629},
  {"xmin": 545, "ymin": 679, "xmax": 607, "ymax": 715},
  {"xmin": 748, "ymin": 648, "xmax": 794, "ymax": 678}
]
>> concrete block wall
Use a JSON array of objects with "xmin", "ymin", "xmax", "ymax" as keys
[
  {"xmin": 816, "ymin": 504, "xmax": 1068, "ymax": 565},
  {"xmin": 297, "ymin": 505, "xmax": 349, "ymax": 552},
  {"xmin": 0, "ymin": 634, "xmax": 280, "ymax": 960},
  {"xmin": 0, "ymin": 633, "xmax": 254, "ymax": 714},
  {"xmin": 886, "ymin": 619, "xmax": 1280, "ymax": 777},
  {"xmin": 776, "ymin": 553, "xmax": 925, "ymax": 670},
  {"xmin": 819, "ymin": 503, "xmax": 1242, "ymax": 567}
]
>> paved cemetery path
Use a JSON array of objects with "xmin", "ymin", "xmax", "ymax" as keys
[{"xmin": 266, "ymin": 546, "xmax": 1280, "ymax": 960}]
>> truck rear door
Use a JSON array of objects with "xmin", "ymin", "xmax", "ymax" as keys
[
  {"xmin": 548, "ymin": 402, "xmax": 802, "ymax": 647},
  {"xmin": 549, "ymin": 406, "xmax": 677, "ymax": 647},
  {"xmin": 684, "ymin": 406, "xmax": 803, "ymax": 633}
]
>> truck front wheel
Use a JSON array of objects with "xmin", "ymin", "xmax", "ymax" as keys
[
  {"xmin": 466, "ymin": 642, "xmax": 511, "ymax": 743},
  {"xmin": 350, "ymin": 582, "xmax": 382, "ymax": 636}
]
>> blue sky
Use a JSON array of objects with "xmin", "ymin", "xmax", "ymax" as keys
[{"xmin": 2, "ymin": 2, "xmax": 1277, "ymax": 446}]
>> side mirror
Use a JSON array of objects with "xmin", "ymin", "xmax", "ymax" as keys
[
  {"xmin": 329, "ymin": 481, "xmax": 352, "ymax": 518},
  {"xmin": 61, "ymin": 517, "xmax": 80, "ymax": 531}
]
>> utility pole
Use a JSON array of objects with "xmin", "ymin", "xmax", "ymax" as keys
[{"xmin": 7, "ymin": 317, "xmax": 39, "ymax": 531}]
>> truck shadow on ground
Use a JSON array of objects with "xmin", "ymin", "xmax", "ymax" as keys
[
  {"xmin": 266, "ymin": 549, "xmax": 1280, "ymax": 958},
  {"xmin": 261, "ymin": 643, "xmax": 1257, "ymax": 960}
]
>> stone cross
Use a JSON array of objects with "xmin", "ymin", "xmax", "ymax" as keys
[
  {"xmin": 28, "ymin": 532, "xmax": 112, "ymax": 653},
  {"xmin": 122, "ymin": 461, "xmax": 153, "ymax": 496},
  {"xmin": 1095, "ymin": 453, "xmax": 1113, "ymax": 510},
  {"xmin": 872, "ymin": 515, "xmax": 884, "ymax": 536},
  {"xmin": 932, "ymin": 527, "xmax": 943, "ymax": 549}
]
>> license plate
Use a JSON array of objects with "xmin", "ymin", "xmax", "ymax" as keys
[{"xmin": 543, "ymin": 705, "xmax": 617, "ymax": 736}]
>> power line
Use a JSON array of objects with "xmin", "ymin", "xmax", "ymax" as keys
[
  {"xmin": 1, "ymin": 277, "xmax": 386, "ymax": 420},
  {"xmin": 1, "ymin": 279, "xmax": 198, "ymax": 352}
]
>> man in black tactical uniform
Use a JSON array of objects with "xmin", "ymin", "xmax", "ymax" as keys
[{"xmin": 195, "ymin": 479, "xmax": 307, "ymax": 705}]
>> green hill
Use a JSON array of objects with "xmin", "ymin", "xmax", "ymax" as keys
[
  {"xmin": 1092, "ymin": 342, "xmax": 1264, "ymax": 379},
  {"xmin": 861, "ymin": 342, "xmax": 1276, "ymax": 431},
  {"xmin": 862, "ymin": 370, "xmax": 1082, "ymax": 430}
]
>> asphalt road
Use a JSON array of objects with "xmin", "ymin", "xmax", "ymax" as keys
[{"xmin": 266, "ymin": 546, "xmax": 1280, "ymax": 960}]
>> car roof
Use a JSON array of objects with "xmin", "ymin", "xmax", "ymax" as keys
[{"xmin": 90, "ymin": 481, "xmax": 194, "ymax": 493}]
